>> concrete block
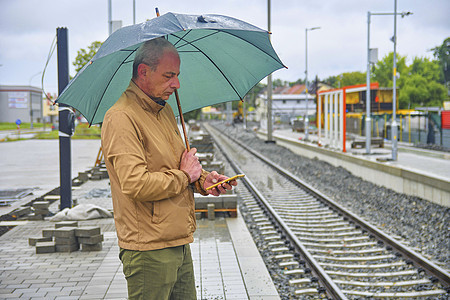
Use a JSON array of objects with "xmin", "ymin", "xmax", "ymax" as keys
[
  {"xmin": 78, "ymin": 172, "xmax": 89, "ymax": 182},
  {"xmin": 222, "ymin": 194, "xmax": 238, "ymax": 209},
  {"xmin": 195, "ymin": 212, "xmax": 202, "ymax": 220},
  {"xmin": 90, "ymin": 174, "xmax": 102, "ymax": 181},
  {"xmin": 54, "ymin": 236, "xmax": 78, "ymax": 246},
  {"xmin": 194, "ymin": 195, "xmax": 210, "ymax": 209},
  {"xmin": 33, "ymin": 201, "xmax": 50, "ymax": 209},
  {"xmin": 42, "ymin": 228, "xmax": 55, "ymax": 238},
  {"xmin": 11, "ymin": 206, "xmax": 32, "ymax": 218},
  {"xmin": 194, "ymin": 194, "xmax": 224, "ymax": 209},
  {"xmin": 196, "ymin": 152, "xmax": 213, "ymax": 162},
  {"xmin": 33, "ymin": 209, "xmax": 49, "ymax": 216},
  {"xmin": 81, "ymin": 243, "xmax": 103, "ymax": 252},
  {"xmin": 56, "ymin": 243, "xmax": 79, "ymax": 253},
  {"xmin": 36, "ymin": 242, "xmax": 56, "ymax": 254},
  {"xmin": 207, "ymin": 203, "xmax": 215, "ymax": 220},
  {"xmin": 53, "ymin": 227, "xmax": 76, "ymax": 238},
  {"xmin": 75, "ymin": 227, "xmax": 101, "ymax": 237},
  {"xmin": 26, "ymin": 214, "xmax": 44, "ymax": 220},
  {"xmin": 78, "ymin": 234, "xmax": 103, "ymax": 245},
  {"xmin": 55, "ymin": 221, "xmax": 78, "ymax": 228},
  {"xmin": 29, "ymin": 236, "xmax": 53, "ymax": 246},
  {"xmin": 201, "ymin": 161, "xmax": 225, "ymax": 174},
  {"xmin": 43, "ymin": 195, "xmax": 60, "ymax": 201},
  {"xmin": 72, "ymin": 178, "xmax": 82, "ymax": 186}
]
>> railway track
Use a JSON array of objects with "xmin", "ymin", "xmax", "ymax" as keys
[{"xmin": 205, "ymin": 123, "xmax": 449, "ymax": 299}]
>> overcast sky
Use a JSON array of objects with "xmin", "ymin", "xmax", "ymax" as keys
[{"xmin": 1, "ymin": 0, "xmax": 449, "ymax": 95}]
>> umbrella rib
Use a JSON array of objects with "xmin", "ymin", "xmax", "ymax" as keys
[
  {"xmin": 173, "ymin": 29, "xmax": 284, "ymax": 68},
  {"xmin": 89, "ymin": 51, "xmax": 136, "ymax": 125},
  {"xmin": 171, "ymin": 32, "xmax": 243, "ymax": 100},
  {"xmin": 172, "ymin": 30, "xmax": 220, "ymax": 50},
  {"xmin": 219, "ymin": 30, "xmax": 286, "ymax": 68},
  {"xmin": 171, "ymin": 30, "xmax": 192, "ymax": 47}
]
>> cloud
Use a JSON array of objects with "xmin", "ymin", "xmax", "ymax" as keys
[{"xmin": 1, "ymin": 0, "xmax": 448, "ymax": 93}]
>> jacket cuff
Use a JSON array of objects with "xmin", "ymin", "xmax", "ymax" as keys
[
  {"xmin": 196, "ymin": 169, "xmax": 210, "ymax": 196},
  {"xmin": 181, "ymin": 170, "xmax": 192, "ymax": 185}
]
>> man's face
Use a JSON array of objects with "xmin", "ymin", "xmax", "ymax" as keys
[{"xmin": 141, "ymin": 50, "xmax": 180, "ymax": 101}]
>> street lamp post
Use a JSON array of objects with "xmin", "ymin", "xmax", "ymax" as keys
[
  {"xmin": 304, "ymin": 26, "xmax": 320, "ymax": 141},
  {"xmin": 366, "ymin": 8, "xmax": 412, "ymax": 157},
  {"xmin": 108, "ymin": 0, "xmax": 112, "ymax": 35},
  {"xmin": 266, "ymin": 0, "xmax": 275, "ymax": 143},
  {"xmin": 392, "ymin": 0, "xmax": 398, "ymax": 161}
]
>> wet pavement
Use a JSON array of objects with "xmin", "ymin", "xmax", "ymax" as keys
[{"xmin": 0, "ymin": 139, "xmax": 280, "ymax": 299}]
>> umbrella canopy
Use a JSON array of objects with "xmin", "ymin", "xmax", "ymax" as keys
[{"xmin": 57, "ymin": 12, "xmax": 286, "ymax": 125}]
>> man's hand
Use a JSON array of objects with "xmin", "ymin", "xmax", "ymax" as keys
[
  {"xmin": 180, "ymin": 148, "xmax": 202, "ymax": 183},
  {"xmin": 204, "ymin": 171, "xmax": 238, "ymax": 196}
]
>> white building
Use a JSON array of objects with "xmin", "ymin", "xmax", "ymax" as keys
[
  {"xmin": 0, "ymin": 85, "xmax": 43, "ymax": 123},
  {"xmin": 256, "ymin": 93, "xmax": 316, "ymax": 123}
]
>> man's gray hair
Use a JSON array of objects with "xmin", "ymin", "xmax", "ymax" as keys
[{"xmin": 132, "ymin": 38, "xmax": 178, "ymax": 78}]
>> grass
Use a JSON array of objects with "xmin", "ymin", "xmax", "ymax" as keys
[
  {"xmin": 0, "ymin": 122, "xmax": 45, "ymax": 130},
  {"xmin": 1, "ymin": 122, "xmax": 101, "ymax": 141},
  {"xmin": 34, "ymin": 123, "xmax": 101, "ymax": 140}
]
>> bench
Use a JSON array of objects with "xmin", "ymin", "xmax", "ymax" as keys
[
  {"xmin": 351, "ymin": 137, "xmax": 384, "ymax": 148},
  {"xmin": 194, "ymin": 193, "xmax": 238, "ymax": 218}
]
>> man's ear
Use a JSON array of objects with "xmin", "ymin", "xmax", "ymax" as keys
[{"xmin": 137, "ymin": 63, "xmax": 148, "ymax": 78}]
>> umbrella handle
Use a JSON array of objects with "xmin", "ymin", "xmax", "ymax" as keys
[
  {"xmin": 175, "ymin": 89, "xmax": 204, "ymax": 192},
  {"xmin": 175, "ymin": 89, "xmax": 190, "ymax": 151}
]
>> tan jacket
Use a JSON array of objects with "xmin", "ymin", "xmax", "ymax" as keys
[{"xmin": 101, "ymin": 81, "xmax": 209, "ymax": 251}]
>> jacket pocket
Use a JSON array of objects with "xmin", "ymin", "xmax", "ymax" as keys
[{"xmin": 151, "ymin": 201, "xmax": 161, "ymax": 224}]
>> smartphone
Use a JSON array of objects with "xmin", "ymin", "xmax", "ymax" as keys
[{"xmin": 205, "ymin": 174, "xmax": 245, "ymax": 190}]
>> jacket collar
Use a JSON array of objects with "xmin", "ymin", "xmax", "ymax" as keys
[{"xmin": 128, "ymin": 80, "xmax": 165, "ymax": 114}]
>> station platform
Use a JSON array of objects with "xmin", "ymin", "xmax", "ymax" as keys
[
  {"xmin": 272, "ymin": 128, "xmax": 450, "ymax": 180},
  {"xmin": 0, "ymin": 176, "xmax": 280, "ymax": 299},
  {"xmin": 256, "ymin": 127, "xmax": 450, "ymax": 206}
]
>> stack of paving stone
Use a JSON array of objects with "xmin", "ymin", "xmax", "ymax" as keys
[
  {"xmin": 26, "ymin": 201, "xmax": 50, "ymax": 220},
  {"xmin": 31, "ymin": 221, "xmax": 103, "ymax": 254},
  {"xmin": 78, "ymin": 171, "xmax": 90, "ymax": 182},
  {"xmin": 11, "ymin": 206, "xmax": 33, "ymax": 220},
  {"xmin": 90, "ymin": 165, "xmax": 109, "ymax": 181},
  {"xmin": 190, "ymin": 134, "xmax": 214, "ymax": 153},
  {"xmin": 54, "ymin": 226, "xmax": 80, "ymax": 252},
  {"xmin": 201, "ymin": 160, "xmax": 225, "ymax": 175},
  {"xmin": 76, "ymin": 226, "xmax": 103, "ymax": 251}
]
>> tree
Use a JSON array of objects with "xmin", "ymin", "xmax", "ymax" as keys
[
  {"xmin": 323, "ymin": 72, "xmax": 366, "ymax": 88},
  {"xmin": 432, "ymin": 37, "xmax": 450, "ymax": 85},
  {"xmin": 73, "ymin": 41, "xmax": 103, "ymax": 73},
  {"xmin": 272, "ymin": 78, "xmax": 288, "ymax": 88},
  {"xmin": 289, "ymin": 78, "xmax": 305, "ymax": 86},
  {"xmin": 340, "ymin": 71, "xmax": 366, "ymax": 87},
  {"xmin": 323, "ymin": 75, "xmax": 339, "ymax": 88},
  {"xmin": 400, "ymin": 74, "xmax": 446, "ymax": 108},
  {"xmin": 371, "ymin": 52, "xmax": 408, "ymax": 87},
  {"xmin": 409, "ymin": 56, "xmax": 443, "ymax": 83},
  {"xmin": 376, "ymin": 54, "xmax": 448, "ymax": 109}
]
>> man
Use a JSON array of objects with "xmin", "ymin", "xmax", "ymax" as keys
[{"xmin": 101, "ymin": 38, "xmax": 237, "ymax": 299}]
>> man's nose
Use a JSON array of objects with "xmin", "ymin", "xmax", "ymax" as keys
[{"xmin": 171, "ymin": 76, "xmax": 180, "ymax": 89}]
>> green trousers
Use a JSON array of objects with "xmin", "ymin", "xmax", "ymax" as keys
[{"xmin": 119, "ymin": 244, "xmax": 197, "ymax": 300}]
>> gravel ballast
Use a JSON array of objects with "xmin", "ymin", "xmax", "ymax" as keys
[{"xmin": 215, "ymin": 123, "xmax": 449, "ymax": 271}]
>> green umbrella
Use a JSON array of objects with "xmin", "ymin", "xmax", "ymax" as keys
[{"xmin": 57, "ymin": 12, "xmax": 285, "ymax": 126}]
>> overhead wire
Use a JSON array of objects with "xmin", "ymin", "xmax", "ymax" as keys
[{"xmin": 41, "ymin": 34, "xmax": 57, "ymax": 104}]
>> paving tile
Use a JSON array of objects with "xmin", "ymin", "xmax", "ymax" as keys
[{"xmin": 0, "ymin": 179, "xmax": 281, "ymax": 299}]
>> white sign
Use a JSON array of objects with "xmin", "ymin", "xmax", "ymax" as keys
[{"xmin": 8, "ymin": 92, "xmax": 28, "ymax": 109}]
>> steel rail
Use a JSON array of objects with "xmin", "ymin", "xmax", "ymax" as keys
[
  {"xmin": 208, "ymin": 123, "xmax": 450, "ymax": 289},
  {"xmin": 206, "ymin": 124, "xmax": 348, "ymax": 300}
]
